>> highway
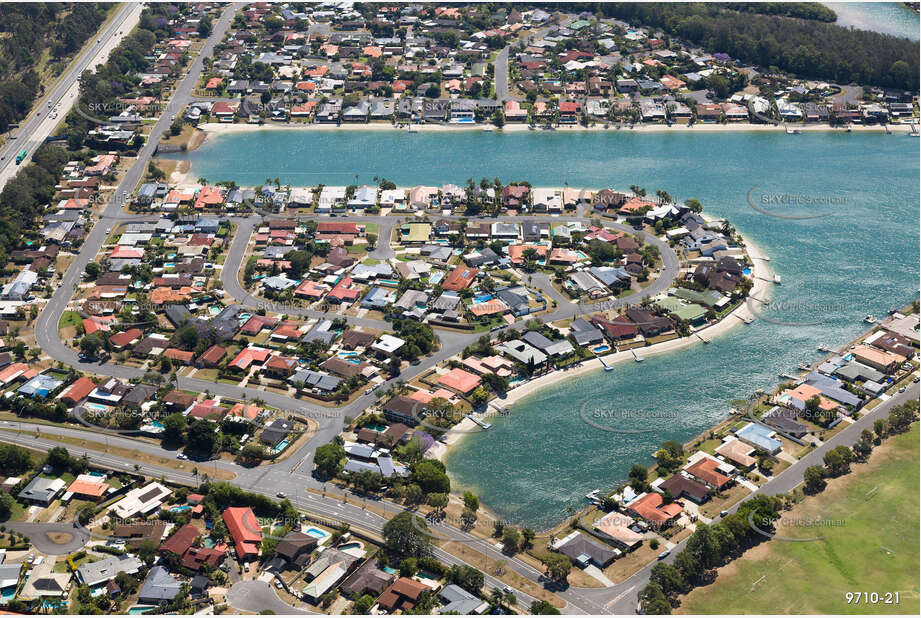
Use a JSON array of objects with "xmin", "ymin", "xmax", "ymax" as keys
[{"xmin": 0, "ymin": 3, "xmax": 143, "ymax": 190}]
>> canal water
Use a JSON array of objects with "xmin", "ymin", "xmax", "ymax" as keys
[{"xmin": 185, "ymin": 129, "xmax": 919, "ymax": 528}]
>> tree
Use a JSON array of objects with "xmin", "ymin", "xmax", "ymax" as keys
[
  {"xmin": 427, "ymin": 493, "xmax": 448, "ymax": 512},
  {"xmin": 650, "ymin": 562, "xmax": 685, "ymax": 598},
  {"xmin": 0, "ymin": 494, "xmax": 15, "ymax": 521},
  {"xmin": 80, "ymin": 334, "xmax": 104, "ymax": 357},
  {"xmin": 382, "ymin": 511, "xmax": 431, "ymax": 560},
  {"xmin": 353, "ymin": 594, "xmax": 375, "ymax": 614},
  {"xmin": 873, "ymin": 418, "xmax": 887, "ymax": 441},
  {"xmin": 46, "ymin": 446, "xmax": 72, "ymax": 471},
  {"xmin": 502, "ymin": 526, "xmax": 521, "ymax": 553},
  {"xmin": 463, "ymin": 491, "xmax": 479, "ymax": 513},
  {"xmin": 541, "ymin": 552, "xmax": 571, "ymax": 582},
  {"xmin": 685, "ymin": 523, "xmax": 721, "ymax": 570},
  {"xmin": 175, "ymin": 325, "xmax": 200, "ymax": 350},
  {"xmin": 365, "ymin": 233, "xmax": 377, "ymax": 248},
  {"xmin": 530, "ymin": 600, "xmax": 560, "ymax": 615},
  {"xmin": 410, "ymin": 459, "xmax": 450, "ymax": 494},
  {"xmin": 803, "ymin": 465, "xmax": 826, "ymax": 494},
  {"xmin": 399, "ymin": 557, "xmax": 418, "ymax": 577},
  {"xmin": 823, "ymin": 445, "xmax": 854, "ymax": 476},
  {"xmin": 314, "ymin": 442, "xmax": 346, "ymax": 479},
  {"xmin": 521, "ymin": 527, "xmax": 535, "ymax": 549},
  {"xmin": 161, "ymin": 412, "xmax": 187, "ymax": 446},
  {"xmin": 460, "ymin": 507, "xmax": 477, "ymax": 530},
  {"xmin": 186, "ymin": 419, "xmax": 219, "ymax": 455},
  {"xmin": 76, "ymin": 504, "xmax": 95, "ymax": 526},
  {"xmin": 0, "ymin": 444, "xmax": 32, "ymax": 474},
  {"xmin": 639, "ymin": 582, "xmax": 672, "ymax": 614},
  {"xmin": 446, "ymin": 564, "xmax": 484, "ymax": 595},
  {"xmin": 84, "ymin": 261, "xmax": 101, "ymax": 279}
]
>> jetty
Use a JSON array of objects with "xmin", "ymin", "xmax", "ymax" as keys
[
  {"xmin": 779, "ymin": 373, "xmax": 799, "ymax": 381},
  {"xmin": 696, "ymin": 333, "xmax": 711, "ymax": 344},
  {"xmin": 735, "ymin": 314, "xmax": 754, "ymax": 324},
  {"xmin": 818, "ymin": 345, "xmax": 833, "ymax": 353},
  {"xmin": 465, "ymin": 414, "xmax": 492, "ymax": 430},
  {"xmin": 632, "ymin": 350, "xmax": 644, "ymax": 362},
  {"xmin": 599, "ymin": 356, "xmax": 615, "ymax": 371}
]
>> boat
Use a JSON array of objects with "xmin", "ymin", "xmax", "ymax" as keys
[
  {"xmin": 785, "ymin": 126, "xmax": 801, "ymax": 135},
  {"xmin": 845, "ymin": 124, "xmax": 852, "ymax": 133},
  {"xmin": 863, "ymin": 314, "xmax": 877, "ymax": 324},
  {"xmin": 482, "ymin": 125, "xmax": 494, "ymax": 132},
  {"xmin": 910, "ymin": 124, "xmax": 920, "ymax": 137},
  {"xmin": 888, "ymin": 307, "xmax": 898, "ymax": 315},
  {"xmin": 798, "ymin": 362, "xmax": 812, "ymax": 371},
  {"xmin": 773, "ymin": 274, "xmax": 782, "ymax": 284},
  {"xmin": 818, "ymin": 345, "xmax": 833, "ymax": 353}
]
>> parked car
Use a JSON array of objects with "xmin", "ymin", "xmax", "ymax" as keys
[{"xmin": 657, "ymin": 550, "xmax": 671, "ymax": 560}]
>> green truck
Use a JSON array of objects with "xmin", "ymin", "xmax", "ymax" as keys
[{"xmin": 15, "ymin": 148, "xmax": 27, "ymax": 164}]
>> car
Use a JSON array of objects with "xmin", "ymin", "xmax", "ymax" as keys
[
  {"xmin": 274, "ymin": 580, "xmax": 282, "ymax": 589},
  {"xmin": 913, "ymin": 376, "xmax": 920, "ymax": 383},
  {"xmin": 720, "ymin": 510, "xmax": 729, "ymax": 517},
  {"xmin": 106, "ymin": 227, "xmax": 112, "ymax": 234},
  {"xmin": 657, "ymin": 550, "xmax": 671, "ymax": 560},
  {"xmin": 276, "ymin": 491, "xmax": 286, "ymax": 498},
  {"xmin": 502, "ymin": 586, "xmax": 512, "ymax": 594},
  {"xmin": 898, "ymin": 386, "xmax": 906, "ymax": 393},
  {"xmin": 177, "ymin": 453, "xmax": 188, "ymax": 460},
  {"xmin": 244, "ymin": 563, "xmax": 250, "ymax": 573}
]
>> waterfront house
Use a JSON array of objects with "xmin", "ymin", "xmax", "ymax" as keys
[
  {"xmin": 658, "ymin": 474, "xmax": 710, "ymax": 504},
  {"xmin": 497, "ymin": 339, "xmax": 547, "ymax": 366},
  {"xmin": 714, "ymin": 437, "xmax": 756, "ymax": 470},
  {"xmin": 684, "ymin": 456, "xmax": 732, "ymax": 490},
  {"xmin": 552, "ymin": 530, "xmax": 619, "ymax": 568},
  {"xmin": 735, "ymin": 422, "xmax": 782, "ymax": 455},
  {"xmin": 626, "ymin": 492, "xmax": 683, "ymax": 527},
  {"xmin": 592, "ymin": 510, "xmax": 643, "ymax": 550}
]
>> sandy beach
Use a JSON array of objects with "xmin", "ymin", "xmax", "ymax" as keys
[{"xmin": 192, "ymin": 120, "xmax": 909, "ymax": 139}]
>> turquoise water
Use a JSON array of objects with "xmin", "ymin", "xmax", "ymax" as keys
[
  {"xmin": 170, "ymin": 505, "xmax": 191, "ymax": 512},
  {"xmin": 827, "ymin": 2, "xmax": 919, "ymax": 40},
  {"xmin": 183, "ymin": 129, "xmax": 918, "ymax": 529}
]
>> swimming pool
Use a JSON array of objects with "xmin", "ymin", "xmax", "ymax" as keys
[
  {"xmin": 472, "ymin": 293, "xmax": 493, "ymax": 304},
  {"xmin": 363, "ymin": 422, "xmax": 386, "ymax": 432},
  {"xmin": 379, "ymin": 279, "xmax": 399, "ymax": 287},
  {"xmin": 743, "ymin": 267, "xmax": 752, "ymax": 276},
  {"xmin": 272, "ymin": 440, "xmax": 290, "ymax": 453},
  {"xmin": 151, "ymin": 420, "xmax": 165, "ymax": 429},
  {"xmin": 1, "ymin": 587, "xmax": 15, "ymax": 602},
  {"xmin": 593, "ymin": 345, "xmax": 611, "ymax": 354},
  {"xmin": 304, "ymin": 527, "xmax": 330, "ymax": 542},
  {"xmin": 428, "ymin": 272, "xmax": 444, "ymax": 285},
  {"xmin": 128, "ymin": 605, "xmax": 156, "ymax": 615},
  {"xmin": 382, "ymin": 566, "xmax": 397, "ymax": 574},
  {"xmin": 170, "ymin": 505, "xmax": 191, "ymax": 513},
  {"xmin": 338, "ymin": 542, "xmax": 363, "ymax": 551},
  {"xmin": 209, "ymin": 306, "xmax": 221, "ymax": 316},
  {"xmin": 85, "ymin": 403, "xmax": 108, "ymax": 413},
  {"xmin": 338, "ymin": 351, "xmax": 359, "ymax": 358}
]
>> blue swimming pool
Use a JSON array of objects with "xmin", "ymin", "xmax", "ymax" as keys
[
  {"xmin": 170, "ymin": 505, "xmax": 191, "ymax": 513},
  {"xmin": 128, "ymin": 605, "xmax": 156, "ymax": 615},
  {"xmin": 743, "ymin": 267, "xmax": 752, "ymax": 276},
  {"xmin": 85, "ymin": 403, "xmax": 107, "ymax": 412},
  {"xmin": 304, "ymin": 527, "xmax": 329, "ymax": 541},
  {"xmin": 428, "ymin": 272, "xmax": 444, "ymax": 284},
  {"xmin": 593, "ymin": 345, "xmax": 611, "ymax": 354},
  {"xmin": 272, "ymin": 440, "xmax": 290, "ymax": 453}
]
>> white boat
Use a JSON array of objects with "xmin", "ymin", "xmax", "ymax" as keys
[
  {"xmin": 773, "ymin": 274, "xmax": 782, "ymax": 284},
  {"xmin": 785, "ymin": 126, "xmax": 801, "ymax": 134},
  {"xmin": 798, "ymin": 362, "xmax": 812, "ymax": 371},
  {"xmin": 482, "ymin": 125, "xmax": 494, "ymax": 132},
  {"xmin": 864, "ymin": 314, "xmax": 877, "ymax": 324}
]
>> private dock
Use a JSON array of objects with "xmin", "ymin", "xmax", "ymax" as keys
[
  {"xmin": 696, "ymin": 333, "xmax": 711, "ymax": 344},
  {"xmin": 599, "ymin": 356, "xmax": 615, "ymax": 371},
  {"xmin": 465, "ymin": 414, "xmax": 492, "ymax": 430},
  {"xmin": 632, "ymin": 350, "xmax": 644, "ymax": 362}
]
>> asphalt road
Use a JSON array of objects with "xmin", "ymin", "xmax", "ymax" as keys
[
  {"xmin": 0, "ymin": 3, "xmax": 143, "ymax": 190},
  {"xmin": 4, "ymin": 521, "xmax": 90, "ymax": 555}
]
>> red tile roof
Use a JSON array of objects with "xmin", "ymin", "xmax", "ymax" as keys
[{"xmin": 223, "ymin": 507, "xmax": 262, "ymax": 558}]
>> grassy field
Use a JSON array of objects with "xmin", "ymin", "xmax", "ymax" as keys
[{"xmin": 678, "ymin": 424, "xmax": 920, "ymax": 615}]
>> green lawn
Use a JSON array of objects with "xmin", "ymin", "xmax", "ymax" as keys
[
  {"xmin": 680, "ymin": 424, "xmax": 920, "ymax": 615},
  {"xmin": 58, "ymin": 310, "xmax": 82, "ymax": 330}
]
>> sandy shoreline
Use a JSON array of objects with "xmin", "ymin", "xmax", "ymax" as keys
[
  {"xmin": 439, "ymin": 232, "xmax": 772, "ymax": 455},
  {"xmin": 193, "ymin": 120, "xmax": 909, "ymax": 138}
]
